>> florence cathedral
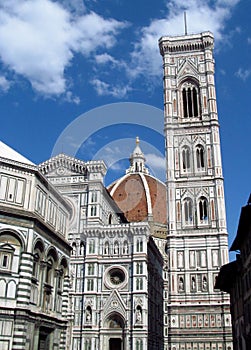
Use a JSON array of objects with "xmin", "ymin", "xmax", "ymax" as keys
[{"xmin": 0, "ymin": 31, "xmax": 233, "ymax": 350}]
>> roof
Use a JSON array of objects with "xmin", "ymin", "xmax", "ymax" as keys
[
  {"xmin": 107, "ymin": 138, "xmax": 167, "ymax": 225},
  {"xmin": 230, "ymin": 198, "xmax": 251, "ymax": 251},
  {"xmin": 0, "ymin": 141, "xmax": 34, "ymax": 165},
  {"xmin": 214, "ymin": 260, "xmax": 239, "ymax": 293}
]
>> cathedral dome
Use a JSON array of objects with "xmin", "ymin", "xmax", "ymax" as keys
[{"xmin": 108, "ymin": 138, "xmax": 167, "ymax": 225}]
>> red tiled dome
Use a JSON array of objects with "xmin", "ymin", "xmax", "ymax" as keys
[{"xmin": 107, "ymin": 138, "xmax": 167, "ymax": 225}]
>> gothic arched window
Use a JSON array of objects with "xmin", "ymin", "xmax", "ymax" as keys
[
  {"xmin": 136, "ymin": 339, "xmax": 143, "ymax": 350},
  {"xmin": 196, "ymin": 145, "xmax": 205, "ymax": 170},
  {"xmin": 198, "ymin": 196, "xmax": 208, "ymax": 223},
  {"xmin": 91, "ymin": 191, "xmax": 97, "ymax": 203},
  {"xmin": 182, "ymin": 146, "xmax": 191, "ymax": 171},
  {"xmin": 182, "ymin": 83, "xmax": 199, "ymax": 118},
  {"xmin": 183, "ymin": 198, "xmax": 193, "ymax": 225},
  {"xmin": 136, "ymin": 262, "xmax": 143, "ymax": 274}
]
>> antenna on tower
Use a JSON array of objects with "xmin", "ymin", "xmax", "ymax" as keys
[{"xmin": 184, "ymin": 11, "xmax": 188, "ymax": 35}]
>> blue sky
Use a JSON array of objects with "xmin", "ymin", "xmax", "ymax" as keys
[{"xmin": 0, "ymin": 0, "xmax": 250, "ymax": 257}]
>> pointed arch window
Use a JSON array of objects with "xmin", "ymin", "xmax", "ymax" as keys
[
  {"xmin": 87, "ymin": 263, "xmax": 94, "ymax": 275},
  {"xmin": 136, "ymin": 239, "xmax": 143, "ymax": 252},
  {"xmin": 136, "ymin": 278, "xmax": 143, "ymax": 290},
  {"xmin": 182, "ymin": 146, "xmax": 191, "ymax": 171},
  {"xmin": 136, "ymin": 339, "xmax": 143, "ymax": 350},
  {"xmin": 183, "ymin": 198, "xmax": 193, "ymax": 225},
  {"xmin": 84, "ymin": 339, "xmax": 91, "ymax": 350},
  {"xmin": 90, "ymin": 205, "xmax": 97, "ymax": 216},
  {"xmin": 196, "ymin": 145, "xmax": 205, "ymax": 170},
  {"xmin": 91, "ymin": 191, "xmax": 97, "ymax": 203},
  {"xmin": 136, "ymin": 262, "xmax": 143, "ymax": 274},
  {"xmin": 182, "ymin": 84, "xmax": 199, "ymax": 118},
  {"xmin": 198, "ymin": 196, "xmax": 208, "ymax": 223}
]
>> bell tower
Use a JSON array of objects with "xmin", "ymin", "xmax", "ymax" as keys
[{"xmin": 159, "ymin": 32, "xmax": 233, "ymax": 350}]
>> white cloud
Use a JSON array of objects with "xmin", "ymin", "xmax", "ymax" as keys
[
  {"xmin": 95, "ymin": 53, "xmax": 125, "ymax": 68},
  {"xmin": 0, "ymin": 75, "xmax": 11, "ymax": 92},
  {"xmin": 128, "ymin": 0, "xmax": 241, "ymax": 80},
  {"xmin": 64, "ymin": 91, "xmax": 80, "ymax": 105},
  {"xmin": 248, "ymin": 38, "xmax": 251, "ymax": 44},
  {"xmin": 90, "ymin": 78, "xmax": 131, "ymax": 98},
  {"xmin": 0, "ymin": 0, "xmax": 126, "ymax": 96},
  {"xmin": 145, "ymin": 153, "xmax": 166, "ymax": 170},
  {"xmin": 95, "ymin": 53, "xmax": 116, "ymax": 65},
  {"xmin": 235, "ymin": 68, "xmax": 251, "ymax": 81},
  {"xmin": 0, "ymin": 0, "xmax": 241, "ymax": 99}
]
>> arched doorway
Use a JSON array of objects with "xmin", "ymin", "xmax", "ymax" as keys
[
  {"xmin": 106, "ymin": 313, "xmax": 125, "ymax": 350},
  {"xmin": 109, "ymin": 338, "xmax": 122, "ymax": 350}
]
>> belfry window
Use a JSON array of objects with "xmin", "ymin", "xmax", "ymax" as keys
[
  {"xmin": 182, "ymin": 85, "xmax": 199, "ymax": 118},
  {"xmin": 136, "ymin": 340, "xmax": 143, "ymax": 350},
  {"xmin": 198, "ymin": 197, "xmax": 208, "ymax": 223},
  {"xmin": 182, "ymin": 146, "xmax": 191, "ymax": 171},
  {"xmin": 183, "ymin": 198, "xmax": 193, "ymax": 225},
  {"xmin": 196, "ymin": 145, "xmax": 205, "ymax": 170}
]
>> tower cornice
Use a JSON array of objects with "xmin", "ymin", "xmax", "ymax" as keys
[{"xmin": 159, "ymin": 31, "xmax": 214, "ymax": 55}]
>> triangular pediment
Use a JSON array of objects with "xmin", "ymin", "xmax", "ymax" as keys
[
  {"xmin": 177, "ymin": 58, "xmax": 199, "ymax": 81},
  {"xmin": 0, "ymin": 243, "xmax": 15, "ymax": 251},
  {"xmin": 38, "ymin": 154, "xmax": 87, "ymax": 176},
  {"xmin": 103, "ymin": 289, "xmax": 127, "ymax": 319}
]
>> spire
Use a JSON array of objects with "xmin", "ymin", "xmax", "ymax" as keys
[{"xmin": 126, "ymin": 137, "xmax": 149, "ymax": 174}]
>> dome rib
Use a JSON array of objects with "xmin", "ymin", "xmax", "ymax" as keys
[{"xmin": 139, "ymin": 173, "xmax": 153, "ymax": 220}]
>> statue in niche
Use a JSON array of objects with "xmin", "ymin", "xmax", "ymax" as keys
[
  {"xmin": 86, "ymin": 307, "xmax": 92, "ymax": 322},
  {"xmin": 123, "ymin": 241, "xmax": 128, "ymax": 254},
  {"xmin": 191, "ymin": 277, "xmax": 196, "ymax": 290},
  {"xmin": 114, "ymin": 242, "xmax": 119, "ymax": 254},
  {"xmin": 136, "ymin": 306, "xmax": 142, "ymax": 324},
  {"xmin": 202, "ymin": 276, "xmax": 207, "ymax": 290},
  {"xmin": 178, "ymin": 277, "xmax": 184, "ymax": 291},
  {"xmin": 104, "ymin": 242, "xmax": 109, "ymax": 255}
]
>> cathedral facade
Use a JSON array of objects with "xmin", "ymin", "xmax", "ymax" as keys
[
  {"xmin": 38, "ymin": 154, "xmax": 164, "ymax": 350},
  {"xmin": 0, "ymin": 31, "xmax": 233, "ymax": 350}
]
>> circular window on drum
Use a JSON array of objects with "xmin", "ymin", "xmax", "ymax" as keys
[{"xmin": 104, "ymin": 266, "xmax": 128, "ymax": 289}]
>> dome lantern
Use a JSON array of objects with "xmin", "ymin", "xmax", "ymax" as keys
[{"xmin": 126, "ymin": 137, "xmax": 149, "ymax": 175}]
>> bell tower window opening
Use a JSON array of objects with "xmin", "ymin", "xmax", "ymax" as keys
[
  {"xmin": 182, "ymin": 146, "xmax": 191, "ymax": 171},
  {"xmin": 183, "ymin": 198, "xmax": 193, "ymax": 225},
  {"xmin": 198, "ymin": 196, "xmax": 208, "ymax": 223},
  {"xmin": 196, "ymin": 145, "xmax": 205, "ymax": 170},
  {"xmin": 182, "ymin": 83, "xmax": 200, "ymax": 119}
]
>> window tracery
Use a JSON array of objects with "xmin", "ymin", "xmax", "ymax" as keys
[
  {"xmin": 181, "ymin": 82, "xmax": 200, "ymax": 119},
  {"xmin": 182, "ymin": 146, "xmax": 191, "ymax": 172},
  {"xmin": 183, "ymin": 198, "xmax": 193, "ymax": 225},
  {"xmin": 198, "ymin": 196, "xmax": 208, "ymax": 223},
  {"xmin": 196, "ymin": 145, "xmax": 205, "ymax": 170}
]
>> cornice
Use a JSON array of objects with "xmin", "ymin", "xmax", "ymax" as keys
[
  {"xmin": 159, "ymin": 32, "xmax": 214, "ymax": 55},
  {"xmin": 39, "ymin": 153, "xmax": 87, "ymax": 175}
]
